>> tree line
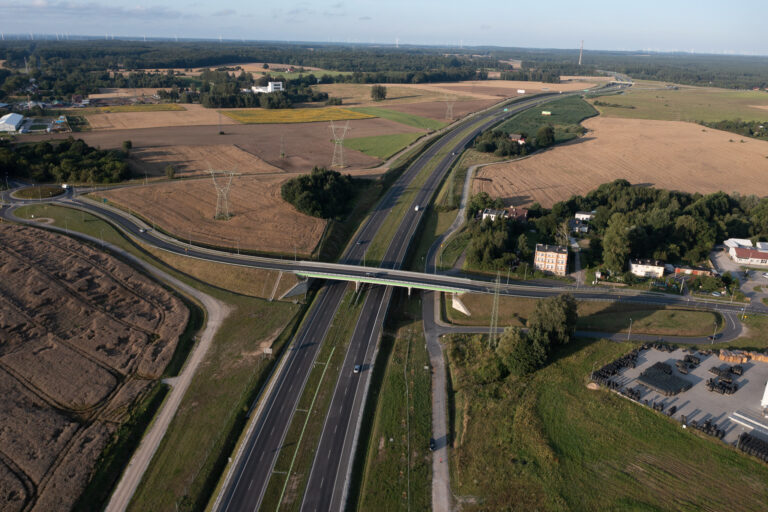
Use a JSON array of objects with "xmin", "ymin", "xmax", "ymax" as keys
[
  {"xmin": 0, "ymin": 138, "xmax": 130, "ymax": 183},
  {"xmin": 698, "ymin": 119, "xmax": 768, "ymax": 141}
]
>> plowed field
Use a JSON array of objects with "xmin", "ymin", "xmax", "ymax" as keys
[
  {"xmin": 474, "ymin": 117, "xmax": 768, "ymax": 207},
  {"xmin": 0, "ymin": 225, "xmax": 189, "ymax": 511}
]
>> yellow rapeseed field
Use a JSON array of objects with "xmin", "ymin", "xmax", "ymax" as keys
[{"xmin": 221, "ymin": 107, "xmax": 376, "ymax": 124}]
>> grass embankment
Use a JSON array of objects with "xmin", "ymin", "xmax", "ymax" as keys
[
  {"xmin": 498, "ymin": 95, "xmax": 598, "ymax": 144},
  {"xmin": 446, "ymin": 335, "xmax": 768, "ymax": 510},
  {"xmin": 356, "ymin": 295, "xmax": 432, "ymax": 511},
  {"xmin": 343, "ymin": 132, "xmax": 423, "ymax": 160},
  {"xmin": 365, "ymin": 119, "xmax": 486, "ymax": 265},
  {"xmin": 445, "ymin": 294, "xmax": 722, "ymax": 337},
  {"xmin": 260, "ymin": 288, "xmax": 365, "ymax": 511},
  {"xmin": 10, "ymin": 203, "xmax": 303, "ymax": 511},
  {"xmin": 221, "ymin": 107, "xmax": 375, "ymax": 124},
  {"xmin": 590, "ymin": 86, "xmax": 768, "ymax": 122},
  {"xmin": 12, "ymin": 184, "xmax": 65, "ymax": 199},
  {"xmin": 350, "ymin": 107, "xmax": 448, "ymax": 131}
]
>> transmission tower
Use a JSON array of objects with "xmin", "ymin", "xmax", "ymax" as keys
[
  {"xmin": 445, "ymin": 99, "xmax": 455, "ymax": 121},
  {"xmin": 329, "ymin": 120, "xmax": 351, "ymax": 169},
  {"xmin": 578, "ymin": 40, "xmax": 584, "ymax": 66},
  {"xmin": 488, "ymin": 271, "xmax": 501, "ymax": 349},
  {"xmin": 210, "ymin": 169, "xmax": 235, "ymax": 220}
]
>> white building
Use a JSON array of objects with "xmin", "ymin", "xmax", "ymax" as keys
[
  {"xmin": 250, "ymin": 82, "xmax": 284, "ymax": 94},
  {"xmin": 481, "ymin": 208, "xmax": 507, "ymax": 222},
  {"xmin": 629, "ymin": 259, "xmax": 665, "ymax": 278},
  {"xmin": 0, "ymin": 113, "xmax": 24, "ymax": 132},
  {"xmin": 575, "ymin": 211, "xmax": 596, "ymax": 221}
]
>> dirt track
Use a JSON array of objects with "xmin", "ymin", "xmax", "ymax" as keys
[
  {"xmin": 0, "ymin": 224, "xmax": 189, "ymax": 511},
  {"xmin": 474, "ymin": 117, "xmax": 768, "ymax": 207}
]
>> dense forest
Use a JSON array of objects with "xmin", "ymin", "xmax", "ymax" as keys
[{"xmin": 0, "ymin": 138, "xmax": 130, "ymax": 183}]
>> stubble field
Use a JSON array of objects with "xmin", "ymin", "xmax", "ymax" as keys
[
  {"xmin": 474, "ymin": 116, "xmax": 768, "ymax": 207},
  {"xmin": 97, "ymin": 174, "xmax": 328, "ymax": 255},
  {"xmin": 85, "ymin": 103, "xmax": 237, "ymax": 130},
  {"xmin": 0, "ymin": 224, "xmax": 189, "ymax": 511},
  {"xmin": 128, "ymin": 144, "xmax": 284, "ymax": 177}
]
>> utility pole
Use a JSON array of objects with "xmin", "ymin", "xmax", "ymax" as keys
[
  {"xmin": 627, "ymin": 317, "xmax": 633, "ymax": 341},
  {"xmin": 711, "ymin": 321, "xmax": 717, "ymax": 344}
]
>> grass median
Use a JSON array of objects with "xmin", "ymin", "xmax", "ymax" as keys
[
  {"xmin": 355, "ymin": 294, "xmax": 432, "ymax": 511},
  {"xmin": 260, "ymin": 287, "xmax": 365, "ymax": 511}
]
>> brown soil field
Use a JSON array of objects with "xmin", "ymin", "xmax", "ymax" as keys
[
  {"xmin": 89, "ymin": 88, "xmax": 170, "ymax": 99},
  {"xmin": 26, "ymin": 117, "xmax": 414, "ymax": 172},
  {"xmin": 383, "ymin": 99, "xmax": 498, "ymax": 121},
  {"xmin": 474, "ymin": 117, "xmax": 768, "ymax": 207},
  {"xmin": 752, "ymin": 105, "xmax": 768, "ymax": 111},
  {"xmin": 98, "ymin": 174, "xmax": 327, "ymax": 255},
  {"xmin": 394, "ymin": 80, "xmax": 598, "ymax": 100},
  {"xmin": 0, "ymin": 224, "xmax": 189, "ymax": 511},
  {"xmin": 85, "ymin": 104, "xmax": 237, "ymax": 130},
  {"xmin": 128, "ymin": 144, "xmax": 284, "ymax": 177}
]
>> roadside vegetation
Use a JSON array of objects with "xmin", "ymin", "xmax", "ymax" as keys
[
  {"xmin": 343, "ymin": 132, "xmax": 423, "ymax": 160},
  {"xmin": 12, "ymin": 184, "xmax": 65, "ymax": 199}
]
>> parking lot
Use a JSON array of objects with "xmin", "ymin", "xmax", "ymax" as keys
[{"xmin": 611, "ymin": 346, "xmax": 768, "ymax": 445}]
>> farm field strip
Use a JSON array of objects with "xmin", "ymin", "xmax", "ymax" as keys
[
  {"xmin": 349, "ymin": 107, "xmax": 447, "ymax": 131},
  {"xmin": 343, "ymin": 132, "xmax": 423, "ymax": 160},
  {"xmin": 221, "ymin": 107, "xmax": 376, "ymax": 124}
]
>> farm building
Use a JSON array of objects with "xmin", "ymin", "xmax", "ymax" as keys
[
  {"xmin": 725, "ymin": 239, "xmax": 768, "ymax": 266},
  {"xmin": 508, "ymin": 133, "xmax": 526, "ymax": 145},
  {"xmin": 481, "ymin": 208, "xmax": 507, "ymax": 222},
  {"xmin": 534, "ymin": 244, "xmax": 568, "ymax": 276},
  {"xmin": 0, "ymin": 112, "xmax": 24, "ymax": 132},
  {"xmin": 629, "ymin": 259, "xmax": 665, "ymax": 278},
  {"xmin": 575, "ymin": 211, "xmax": 596, "ymax": 221},
  {"xmin": 569, "ymin": 218, "xmax": 589, "ymax": 233}
]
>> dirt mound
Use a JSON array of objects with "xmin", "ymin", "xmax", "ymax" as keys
[{"xmin": 0, "ymin": 224, "xmax": 189, "ymax": 510}]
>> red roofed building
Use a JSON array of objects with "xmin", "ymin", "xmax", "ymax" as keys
[{"xmin": 729, "ymin": 246, "xmax": 768, "ymax": 266}]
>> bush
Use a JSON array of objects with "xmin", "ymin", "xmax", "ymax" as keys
[{"xmin": 371, "ymin": 84, "xmax": 387, "ymax": 101}]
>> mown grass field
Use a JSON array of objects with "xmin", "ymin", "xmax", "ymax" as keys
[
  {"xmin": 358, "ymin": 296, "xmax": 432, "ymax": 512},
  {"xmin": 445, "ymin": 294, "xmax": 722, "ymax": 336},
  {"xmin": 221, "ymin": 107, "xmax": 375, "ymax": 124},
  {"xmin": 590, "ymin": 86, "xmax": 768, "ymax": 122},
  {"xmin": 12, "ymin": 184, "xmax": 66, "ymax": 199},
  {"xmin": 343, "ymin": 132, "xmax": 423, "ymax": 160},
  {"xmin": 10, "ymin": 204, "xmax": 303, "ymax": 512},
  {"xmin": 350, "ymin": 107, "xmax": 447, "ymax": 131},
  {"xmin": 446, "ymin": 335, "xmax": 768, "ymax": 511},
  {"xmin": 498, "ymin": 95, "xmax": 598, "ymax": 144}
]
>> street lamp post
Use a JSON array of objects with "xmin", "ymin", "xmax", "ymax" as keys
[
  {"xmin": 711, "ymin": 321, "xmax": 717, "ymax": 344},
  {"xmin": 627, "ymin": 317, "xmax": 633, "ymax": 341}
]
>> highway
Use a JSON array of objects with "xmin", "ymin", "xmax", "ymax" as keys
[{"xmin": 1, "ymin": 83, "xmax": 755, "ymax": 511}]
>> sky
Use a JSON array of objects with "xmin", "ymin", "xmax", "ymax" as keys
[{"xmin": 1, "ymin": 0, "xmax": 766, "ymax": 56}]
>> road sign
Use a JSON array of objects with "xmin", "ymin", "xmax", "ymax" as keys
[{"xmin": 503, "ymin": 108, "xmax": 508, "ymax": 112}]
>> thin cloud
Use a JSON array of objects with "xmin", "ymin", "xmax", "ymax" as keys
[
  {"xmin": 212, "ymin": 9, "xmax": 236, "ymax": 17},
  {"xmin": 0, "ymin": 0, "xmax": 186, "ymax": 19},
  {"xmin": 359, "ymin": 16, "xmax": 371, "ymax": 21}
]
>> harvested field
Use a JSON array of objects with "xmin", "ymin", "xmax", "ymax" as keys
[
  {"xmin": 128, "ymin": 144, "xmax": 284, "ymax": 177},
  {"xmin": 25, "ymin": 117, "xmax": 417, "ymax": 172},
  {"xmin": 0, "ymin": 224, "xmax": 189, "ymax": 511},
  {"xmin": 98, "ymin": 174, "xmax": 327, "ymax": 255},
  {"xmin": 221, "ymin": 107, "xmax": 375, "ymax": 124},
  {"xmin": 85, "ymin": 103, "xmax": 236, "ymax": 130},
  {"xmin": 474, "ymin": 117, "xmax": 768, "ymax": 207},
  {"xmin": 311, "ymin": 83, "xmax": 452, "ymax": 106},
  {"xmin": 394, "ymin": 80, "xmax": 598, "ymax": 100}
]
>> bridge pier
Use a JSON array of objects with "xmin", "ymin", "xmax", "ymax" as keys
[
  {"xmin": 355, "ymin": 281, "xmax": 360, "ymax": 292},
  {"xmin": 408, "ymin": 286, "xmax": 411, "ymax": 296}
]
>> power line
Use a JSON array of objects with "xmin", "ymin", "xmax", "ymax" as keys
[
  {"xmin": 210, "ymin": 167, "xmax": 235, "ymax": 220},
  {"xmin": 488, "ymin": 271, "xmax": 501, "ymax": 349},
  {"xmin": 329, "ymin": 120, "xmax": 351, "ymax": 169}
]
